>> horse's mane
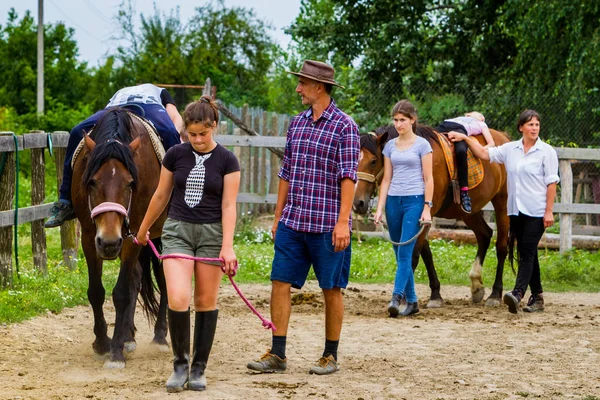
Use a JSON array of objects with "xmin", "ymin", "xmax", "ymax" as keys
[
  {"xmin": 360, "ymin": 125, "xmax": 398, "ymax": 154},
  {"xmin": 360, "ymin": 123, "xmax": 440, "ymax": 153},
  {"xmin": 415, "ymin": 124, "xmax": 440, "ymax": 145},
  {"xmin": 82, "ymin": 108, "xmax": 139, "ymax": 188}
]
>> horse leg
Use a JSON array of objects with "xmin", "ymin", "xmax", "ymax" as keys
[
  {"xmin": 105, "ymin": 245, "xmax": 142, "ymax": 369},
  {"xmin": 81, "ymin": 236, "xmax": 111, "ymax": 356},
  {"xmin": 413, "ymin": 239, "xmax": 443, "ymax": 308},
  {"xmin": 486, "ymin": 193, "xmax": 510, "ymax": 306},
  {"xmin": 152, "ymin": 252, "xmax": 169, "ymax": 349},
  {"xmin": 462, "ymin": 212, "xmax": 493, "ymax": 303},
  {"xmin": 123, "ymin": 279, "xmax": 138, "ymax": 354}
]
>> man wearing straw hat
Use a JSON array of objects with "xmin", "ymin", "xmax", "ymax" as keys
[{"xmin": 247, "ymin": 60, "xmax": 360, "ymax": 375}]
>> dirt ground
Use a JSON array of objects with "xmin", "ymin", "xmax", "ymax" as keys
[{"xmin": 1, "ymin": 282, "xmax": 599, "ymax": 400}]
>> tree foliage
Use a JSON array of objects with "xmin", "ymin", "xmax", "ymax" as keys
[
  {"xmin": 289, "ymin": 0, "xmax": 600, "ymax": 142},
  {"xmin": 111, "ymin": 1, "xmax": 280, "ymax": 109}
]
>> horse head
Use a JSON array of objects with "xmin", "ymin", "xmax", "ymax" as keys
[
  {"xmin": 81, "ymin": 110, "xmax": 142, "ymax": 260},
  {"xmin": 353, "ymin": 126, "xmax": 397, "ymax": 215}
]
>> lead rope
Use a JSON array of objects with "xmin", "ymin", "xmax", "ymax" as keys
[
  {"xmin": 133, "ymin": 237, "xmax": 276, "ymax": 331},
  {"xmin": 370, "ymin": 216, "xmax": 432, "ymax": 246}
]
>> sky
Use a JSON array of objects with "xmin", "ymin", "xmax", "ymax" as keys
[{"xmin": 0, "ymin": 0, "xmax": 302, "ymax": 67}]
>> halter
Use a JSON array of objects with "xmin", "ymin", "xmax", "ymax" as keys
[
  {"xmin": 357, "ymin": 169, "xmax": 384, "ymax": 185},
  {"xmin": 88, "ymin": 188, "xmax": 133, "ymax": 232}
]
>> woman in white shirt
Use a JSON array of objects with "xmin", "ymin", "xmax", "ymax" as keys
[{"xmin": 448, "ymin": 110, "xmax": 559, "ymax": 314}]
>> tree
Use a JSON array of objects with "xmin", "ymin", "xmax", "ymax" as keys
[
  {"xmin": 0, "ymin": 9, "xmax": 91, "ymax": 115},
  {"xmin": 112, "ymin": 1, "xmax": 280, "ymax": 109}
]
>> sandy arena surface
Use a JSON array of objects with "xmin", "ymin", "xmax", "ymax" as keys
[{"xmin": 1, "ymin": 282, "xmax": 599, "ymax": 400}]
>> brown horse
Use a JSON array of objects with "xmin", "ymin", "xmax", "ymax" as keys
[
  {"xmin": 353, "ymin": 125, "xmax": 510, "ymax": 307},
  {"xmin": 71, "ymin": 108, "xmax": 168, "ymax": 368}
]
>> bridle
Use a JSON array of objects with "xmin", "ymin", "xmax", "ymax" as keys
[{"xmin": 88, "ymin": 188, "xmax": 133, "ymax": 235}]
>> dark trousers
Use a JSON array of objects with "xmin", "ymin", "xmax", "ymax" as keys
[
  {"xmin": 510, "ymin": 213, "xmax": 545, "ymax": 296},
  {"xmin": 435, "ymin": 122, "xmax": 468, "ymax": 188},
  {"xmin": 59, "ymin": 104, "xmax": 180, "ymax": 201}
]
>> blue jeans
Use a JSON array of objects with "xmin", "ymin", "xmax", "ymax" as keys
[
  {"xmin": 385, "ymin": 195, "xmax": 424, "ymax": 302},
  {"xmin": 59, "ymin": 103, "xmax": 180, "ymax": 201},
  {"xmin": 271, "ymin": 222, "xmax": 351, "ymax": 290}
]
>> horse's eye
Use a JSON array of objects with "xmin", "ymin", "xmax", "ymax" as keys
[
  {"xmin": 370, "ymin": 159, "xmax": 377, "ymax": 166},
  {"xmin": 88, "ymin": 180, "xmax": 97, "ymax": 189}
]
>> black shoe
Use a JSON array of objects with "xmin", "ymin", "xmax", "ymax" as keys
[
  {"xmin": 44, "ymin": 201, "xmax": 76, "ymax": 228},
  {"xmin": 400, "ymin": 301, "xmax": 420, "ymax": 316},
  {"xmin": 460, "ymin": 191, "xmax": 472, "ymax": 214},
  {"xmin": 523, "ymin": 293, "xmax": 545, "ymax": 313},
  {"xmin": 387, "ymin": 294, "xmax": 402, "ymax": 318},
  {"xmin": 503, "ymin": 290, "xmax": 522, "ymax": 314}
]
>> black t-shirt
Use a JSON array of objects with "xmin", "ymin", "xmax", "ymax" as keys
[{"xmin": 162, "ymin": 142, "xmax": 240, "ymax": 223}]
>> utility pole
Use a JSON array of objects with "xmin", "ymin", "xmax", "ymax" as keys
[{"xmin": 37, "ymin": 0, "xmax": 44, "ymax": 116}]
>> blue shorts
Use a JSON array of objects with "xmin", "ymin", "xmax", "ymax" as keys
[{"xmin": 271, "ymin": 222, "xmax": 351, "ymax": 290}]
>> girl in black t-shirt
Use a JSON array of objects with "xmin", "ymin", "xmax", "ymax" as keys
[{"xmin": 137, "ymin": 95, "xmax": 240, "ymax": 392}]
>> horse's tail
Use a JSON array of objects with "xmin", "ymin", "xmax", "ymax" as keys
[{"xmin": 138, "ymin": 239, "xmax": 161, "ymax": 322}]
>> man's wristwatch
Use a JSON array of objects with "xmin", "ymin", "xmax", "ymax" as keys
[{"xmin": 424, "ymin": 201, "xmax": 433, "ymax": 208}]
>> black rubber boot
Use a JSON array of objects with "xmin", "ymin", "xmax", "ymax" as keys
[
  {"xmin": 166, "ymin": 309, "xmax": 190, "ymax": 393},
  {"xmin": 188, "ymin": 309, "xmax": 218, "ymax": 391}
]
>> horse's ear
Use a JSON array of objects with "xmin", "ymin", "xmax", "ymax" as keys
[
  {"xmin": 378, "ymin": 131, "xmax": 389, "ymax": 148},
  {"xmin": 84, "ymin": 134, "xmax": 96, "ymax": 151},
  {"xmin": 129, "ymin": 137, "xmax": 141, "ymax": 153}
]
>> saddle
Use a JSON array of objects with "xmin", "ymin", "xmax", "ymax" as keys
[
  {"xmin": 435, "ymin": 132, "xmax": 484, "ymax": 203},
  {"xmin": 71, "ymin": 111, "xmax": 165, "ymax": 168}
]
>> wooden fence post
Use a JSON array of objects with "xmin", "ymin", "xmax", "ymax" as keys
[
  {"xmin": 559, "ymin": 160, "xmax": 573, "ymax": 253},
  {"xmin": 0, "ymin": 151, "xmax": 15, "ymax": 288},
  {"xmin": 28, "ymin": 132, "xmax": 47, "ymax": 274},
  {"xmin": 269, "ymin": 114, "xmax": 280, "ymax": 213},
  {"xmin": 252, "ymin": 112, "xmax": 260, "ymax": 215},
  {"xmin": 259, "ymin": 111, "xmax": 268, "ymax": 213},
  {"xmin": 53, "ymin": 141, "xmax": 78, "ymax": 270},
  {"xmin": 240, "ymin": 105, "xmax": 251, "ymax": 218}
]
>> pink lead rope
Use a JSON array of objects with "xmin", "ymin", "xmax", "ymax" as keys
[{"xmin": 133, "ymin": 237, "xmax": 276, "ymax": 331}]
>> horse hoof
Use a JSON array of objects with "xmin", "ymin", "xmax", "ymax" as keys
[
  {"xmin": 426, "ymin": 299, "xmax": 443, "ymax": 308},
  {"xmin": 157, "ymin": 344, "xmax": 170, "ymax": 352},
  {"xmin": 104, "ymin": 360, "xmax": 126, "ymax": 369},
  {"xmin": 92, "ymin": 341, "xmax": 111, "ymax": 356},
  {"xmin": 485, "ymin": 297, "xmax": 501, "ymax": 307},
  {"xmin": 471, "ymin": 287, "xmax": 485, "ymax": 303},
  {"xmin": 124, "ymin": 341, "xmax": 137, "ymax": 353}
]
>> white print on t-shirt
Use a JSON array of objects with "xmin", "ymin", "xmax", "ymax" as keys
[{"xmin": 184, "ymin": 153, "xmax": 212, "ymax": 208}]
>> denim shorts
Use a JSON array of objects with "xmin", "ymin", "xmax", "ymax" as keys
[
  {"xmin": 161, "ymin": 218, "xmax": 222, "ymax": 261},
  {"xmin": 271, "ymin": 222, "xmax": 351, "ymax": 290}
]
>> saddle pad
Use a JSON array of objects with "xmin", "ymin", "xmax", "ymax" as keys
[
  {"xmin": 71, "ymin": 111, "xmax": 165, "ymax": 168},
  {"xmin": 435, "ymin": 131, "xmax": 484, "ymax": 190}
]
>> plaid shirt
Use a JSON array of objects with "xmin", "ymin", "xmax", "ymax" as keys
[{"xmin": 279, "ymin": 99, "xmax": 360, "ymax": 233}]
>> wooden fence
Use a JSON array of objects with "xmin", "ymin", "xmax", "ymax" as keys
[{"xmin": 1, "ymin": 127, "xmax": 600, "ymax": 288}]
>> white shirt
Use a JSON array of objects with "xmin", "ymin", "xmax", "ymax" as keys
[
  {"xmin": 106, "ymin": 84, "xmax": 165, "ymax": 108},
  {"xmin": 488, "ymin": 138, "xmax": 559, "ymax": 217}
]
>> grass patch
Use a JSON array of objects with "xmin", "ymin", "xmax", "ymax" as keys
[{"xmin": 1, "ymin": 221, "xmax": 599, "ymax": 324}]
